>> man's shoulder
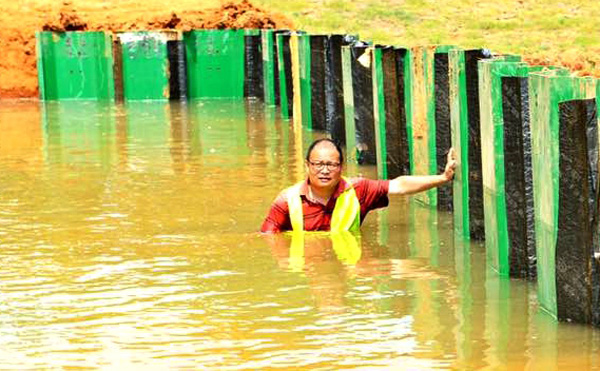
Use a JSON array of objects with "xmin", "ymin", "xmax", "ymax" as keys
[{"xmin": 275, "ymin": 182, "xmax": 304, "ymax": 203}]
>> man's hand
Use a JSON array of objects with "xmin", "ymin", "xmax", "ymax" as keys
[
  {"xmin": 388, "ymin": 147, "xmax": 458, "ymax": 195},
  {"xmin": 443, "ymin": 148, "xmax": 457, "ymax": 182}
]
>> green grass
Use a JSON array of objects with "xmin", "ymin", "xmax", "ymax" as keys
[{"xmin": 254, "ymin": 0, "xmax": 600, "ymax": 74}]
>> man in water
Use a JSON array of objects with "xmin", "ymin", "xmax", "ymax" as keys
[{"xmin": 261, "ymin": 138, "xmax": 456, "ymax": 233}]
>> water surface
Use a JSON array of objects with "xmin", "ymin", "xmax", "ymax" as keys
[{"xmin": 0, "ymin": 100, "xmax": 599, "ymax": 369}]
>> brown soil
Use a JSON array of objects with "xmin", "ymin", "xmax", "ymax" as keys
[{"xmin": 0, "ymin": 0, "xmax": 294, "ymax": 98}]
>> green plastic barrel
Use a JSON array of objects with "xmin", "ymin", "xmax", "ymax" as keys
[
  {"xmin": 37, "ymin": 31, "xmax": 115, "ymax": 100},
  {"xmin": 184, "ymin": 30, "xmax": 245, "ymax": 99}
]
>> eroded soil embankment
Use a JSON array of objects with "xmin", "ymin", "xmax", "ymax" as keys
[{"xmin": 0, "ymin": 0, "xmax": 294, "ymax": 98}]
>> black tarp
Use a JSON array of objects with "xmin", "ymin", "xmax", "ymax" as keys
[
  {"xmin": 501, "ymin": 76, "xmax": 536, "ymax": 279},
  {"xmin": 379, "ymin": 46, "xmax": 409, "ymax": 179},
  {"xmin": 272, "ymin": 30, "xmax": 289, "ymax": 106},
  {"xmin": 310, "ymin": 35, "xmax": 328, "ymax": 131},
  {"xmin": 167, "ymin": 40, "xmax": 188, "ymax": 100},
  {"xmin": 434, "ymin": 52, "xmax": 453, "ymax": 211},
  {"xmin": 556, "ymin": 98, "xmax": 599, "ymax": 325},
  {"xmin": 350, "ymin": 44, "xmax": 376, "ymax": 165},
  {"xmin": 244, "ymin": 34, "xmax": 263, "ymax": 99},
  {"xmin": 395, "ymin": 48, "xmax": 411, "ymax": 177},
  {"xmin": 112, "ymin": 39, "xmax": 124, "ymax": 103},
  {"xmin": 465, "ymin": 50, "xmax": 489, "ymax": 240},
  {"xmin": 325, "ymin": 35, "xmax": 348, "ymax": 146}
]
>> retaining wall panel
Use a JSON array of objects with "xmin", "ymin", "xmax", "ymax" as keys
[
  {"xmin": 185, "ymin": 30, "xmax": 245, "ymax": 98},
  {"xmin": 556, "ymin": 98, "xmax": 598, "ymax": 324},
  {"xmin": 37, "ymin": 31, "xmax": 115, "ymax": 100},
  {"xmin": 464, "ymin": 50, "xmax": 487, "ymax": 240},
  {"xmin": 351, "ymin": 45, "xmax": 376, "ymax": 165},
  {"xmin": 434, "ymin": 52, "xmax": 453, "ymax": 211},
  {"xmin": 325, "ymin": 35, "xmax": 348, "ymax": 146},
  {"xmin": 244, "ymin": 30, "xmax": 263, "ymax": 99}
]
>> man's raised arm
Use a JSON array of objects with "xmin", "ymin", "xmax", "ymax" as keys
[{"xmin": 388, "ymin": 148, "xmax": 456, "ymax": 195}]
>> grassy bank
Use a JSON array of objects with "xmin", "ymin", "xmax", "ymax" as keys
[{"xmin": 255, "ymin": 0, "xmax": 600, "ymax": 76}]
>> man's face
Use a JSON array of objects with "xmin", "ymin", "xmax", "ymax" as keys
[{"xmin": 306, "ymin": 142, "xmax": 343, "ymax": 190}]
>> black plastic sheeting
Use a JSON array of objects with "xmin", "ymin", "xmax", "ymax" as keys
[
  {"xmin": 556, "ymin": 98, "xmax": 599, "ymax": 325},
  {"xmin": 350, "ymin": 43, "xmax": 376, "ymax": 165},
  {"xmin": 244, "ymin": 34, "xmax": 263, "ymax": 99},
  {"xmin": 167, "ymin": 40, "xmax": 188, "ymax": 100},
  {"xmin": 272, "ymin": 30, "xmax": 289, "ymax": 106},
  {"xmin": 280, "ymin": 33, "xmax": 294, "ymax": 116},
  {"xmin": 434, "ymin": 52, "xmax": 453, "ymax": 211},
  {"xmin": 379, "ymin": 46, "xmax": 410, "ymax": 178},
  {"xmin": 325, "ymin": 35, "xmax": 348, "ymax": 146},
  {"xmin": 395, "ymin": 48, "xmax": 411, "ymax": 177},
  {"xmin": 501, "ymin": 76, "xmax": 536, "ymax": 279},
  {"xmin": 112, "ymin": 40, "xmax": 124, "ymax": 102},
  {"xmin": 310, "ymin": 35, "xmax": 328, "ymax": 131},
  {"xmin": 465, "ymin": 50, "xmax": 489, "ymax": 240}
]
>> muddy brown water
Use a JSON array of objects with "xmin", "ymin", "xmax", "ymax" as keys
[{"xmin": 0, "ymin": 99, "xmax": 598, "ymax": 369}]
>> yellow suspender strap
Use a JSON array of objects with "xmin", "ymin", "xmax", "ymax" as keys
[
  {"xmin": 286, "ymin": 177, "xmax": 360, "ymax": 232},
  {"xmin": 287, "ymin": 183, "xmax": 304, "ymax": 231},
  {"xmin": 331, "ymin": 185, "xmax": 361, "ymax": 232}
]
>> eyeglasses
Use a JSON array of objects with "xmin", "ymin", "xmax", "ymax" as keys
[{"xmin": 308, "ymin": 161, "xmax": 341, "ymax": 171}]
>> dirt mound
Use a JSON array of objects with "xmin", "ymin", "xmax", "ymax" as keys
[
  {"xmin": 0, "ymin": 0, "xmax": 294, "ymax": 98},
  {"xmin": 42, "ymin": 2, "xmax": 88, "ymax": 32},
  {"xmin": 186, "ymin": 0, "xmax": 287, "ymax": 30}
]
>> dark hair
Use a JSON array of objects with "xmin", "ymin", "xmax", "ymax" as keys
[{"xmin": 305, "ymin": 138, "xmax": 344, "ymax": 164}]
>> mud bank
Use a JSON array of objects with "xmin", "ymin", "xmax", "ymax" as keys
[{"xmin": 0, "ymin": 0, "xmax": 293, "ymax": 98}]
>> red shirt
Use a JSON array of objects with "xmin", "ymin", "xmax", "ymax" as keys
[{"xmin": 261, "ymin": 177, "xmax": 390, "ymax": 233}]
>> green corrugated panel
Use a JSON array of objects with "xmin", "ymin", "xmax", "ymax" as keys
[
  {"xmin": 404, "ymin": 48, "xmax": 413, "ymax": 171},
  {"xmin": 478, "ymin": 57, "xmax": 556, "ymax": 276},
  {"xmin": 478, "ymin": 57, "xmax": 528, "ymax": 276},
  {"xmin": 118, "ymin": 32, "xmax": 175, "ymax": 100},
  {"xmin": 449, "ymin": 49, "xmax": 470, "ymax": 238},
  {"xmin": 276, "ymin": 33, "xmax": 290, "ymax": 119},
  {"xmin": 184, "ymin": 30, "xmax": 245, "ymax": 98},
  {"xmin": 262, "ymin": 29, "xmax": 276, "ymax": 106},
  {"xmin": 36, "ymin": 31, "xmax": 115, "ymax": 100},
  {"xmin": 342, "ymin": 45, "xmax": 357, "ymax": 163},
  {"xmin": 372, "ymin": 46, "xmax": 387, "ymax": 179},
  {"xmin": 529, "ymin": 70, "xmax": 596, "ymax": 319},
  {"xmin": 408, "ymin": 46, "xmax": 433, "ymax": 205},
  {"xmin": 408, "ymin": 45, "xmax": 457, "ymax": 206},
  {"xmin": 298, "ymin": 34, "xmax": 312, "ymax": 130}
]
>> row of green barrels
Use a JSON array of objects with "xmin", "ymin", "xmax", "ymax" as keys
[{"xmin": 36, "ymin": 29, "xmax": 599, "ymax": 327}]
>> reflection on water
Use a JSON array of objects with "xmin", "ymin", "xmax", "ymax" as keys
[{"xmin": 0, "ymin": 100, "xmax": 599, "ymax": 369}]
